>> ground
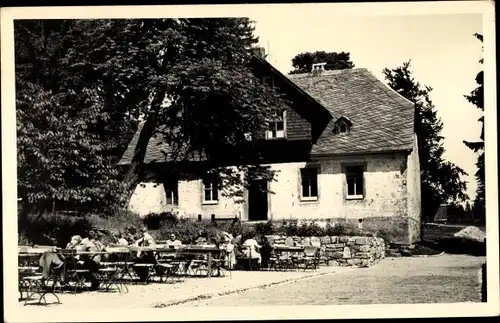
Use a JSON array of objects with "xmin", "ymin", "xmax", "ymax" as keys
[
  {"xmin": 15, "ymin": 254, "xmax": 484, "ymax": 312},
  {"xmin": 180, "ymin": 254, "xmax": 484, "ymax": 307}
]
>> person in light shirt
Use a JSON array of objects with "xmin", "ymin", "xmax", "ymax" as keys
[
  {"xmin": 165, "ymin": 233, "xmax": 182, "ymax": 247},
  {"xmin": 132, "ymin": 227, "xmax": 159, "ymax": 282},
  {"xmin": 242, "ymin": 233, "xmax": 262, "ymax": 265}
]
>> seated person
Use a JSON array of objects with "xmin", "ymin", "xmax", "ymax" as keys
[
  {"xmin": 38, "ymin": 236, "xmax": 82, "ymax": 281},
  {"xmin": 165, "ymin": 233, "xmax": 182, "ymax": 247},
  {"xmin": 66, "ymin": 235, "xmax": 82, "ymax": 250},
  {"xmin": 195, "ymin": 230, "xmax": 208, "ymax": 245},
  {"xmin": 78, "ymin": 230, "xmax": 102, "ymax": 290},
  {"xmin": 242, "ymin": 234, "xmax": 262, "ymax": 265},
  {"xmin": 117, "ymin": 231, "xmax": 130, "ymax": 246},
  {"xmin": 132, "ymin": 227, "xmax": 159, "ymax": 282}
]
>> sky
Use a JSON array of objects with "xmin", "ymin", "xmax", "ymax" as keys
[{"xmin": 250, "ymin": 13, "xmax": 484, "ymax": 202}]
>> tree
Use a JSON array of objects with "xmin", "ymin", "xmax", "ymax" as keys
[
  {"xmin": 464, "ymin": 33, "xmax": 485, "ymax": 222},
  {"xmin": 15, "ymin": 20, "xmax": 131, "ymax": 216},
  {"xmin": 289, "ymin": 51, "xmax": 355, "ymax": 74},
  {"xmin": 15, "ymin": 18, "xmax": 284, "ymax": 215},
  {"xmin": 383, "ymin": 61, "xmax": 468, "ymax": 222}
]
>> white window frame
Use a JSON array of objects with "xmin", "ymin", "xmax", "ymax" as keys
[
  {"xmin": 164, "ymin": 180, "xmax": 179, "ymax": 205},
  {"xmin": 345, "ymin": 165, "xmax": 364, "ymax": 200},
  {"xmin": 265, "ymin": 110, "xmax": 286, "ymax": 139},
  {"xmin": 202, "ymin": 178, "xmax": 219, "ymax": 205},
  {"xmin": 300, "ymin": 167, "xmax": 319, "ymax": 202},
  {"xmin": 165, "ymin": 188, "xmax": 178, "ymax": 206}
]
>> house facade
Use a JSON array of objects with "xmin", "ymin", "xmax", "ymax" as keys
[{"xmin": 118, "ymin": 54, "xmax": 421, "ymax": 245}]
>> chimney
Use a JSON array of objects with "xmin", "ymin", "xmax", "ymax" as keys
[
  {"xmin": 311, "ymin": 62, "xmax": 327, "ymax": 75},
  {"xmin": 251, "ymin": 47, "xmax": 266, "ymax": 59}
]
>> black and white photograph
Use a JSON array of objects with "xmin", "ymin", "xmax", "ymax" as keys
[{"xmin": 1, "ymin": 1, "xmax": 498, "ymax": 321}]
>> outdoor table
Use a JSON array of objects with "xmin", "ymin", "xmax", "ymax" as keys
[
  {"xmin": 180, "ymin": 245, "xmax": 223, "ymax": 278},
  {"xmin": 271, "ymin": 245, "xmax": 306, "ymax": 271}
]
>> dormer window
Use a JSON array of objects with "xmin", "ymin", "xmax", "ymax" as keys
[
  {"xmin": 266, "ymin": 110, "xmax": 286, "ymax": 139},
  {"xmin": 333, "ymin": 116, "xmax": 352, "ymax": 135}
]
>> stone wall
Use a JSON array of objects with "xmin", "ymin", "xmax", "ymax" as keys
[{"xmin": 265, "ymin": 235, "xmax": 385, "ymax": 268}]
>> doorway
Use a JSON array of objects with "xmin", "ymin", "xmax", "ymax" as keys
[{"xmin": 248, "ymin": 179, "xmax": 268, "ymax": 221}]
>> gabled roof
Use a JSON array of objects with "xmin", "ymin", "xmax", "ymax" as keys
[
  {"xmin": 287, "ymin": 68, "xmax": 415, "ymax": 155},
  {"xmin": 334, "ymin": 116, "xmax": 353, "ymax": 126},
  {"xmin": 118, "ymin": 63, "xmax": 416, "ymax": 166},
  {"xmin": 117, "ymin": 123, "xmax": 206, "ymax": 166}
]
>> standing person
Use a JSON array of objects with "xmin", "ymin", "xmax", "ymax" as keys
[{"xmin": 260, "ymin": 236, "xmax": 273, "ymax": 270}]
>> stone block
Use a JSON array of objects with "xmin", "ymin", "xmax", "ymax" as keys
[
  {"xmin": 331, "ymin": 236, "xmax": 339, "ymax": 243},
  {"xmin": 302, "ymin": 237, "xmax": 311, "ymax": 246},
  {"xmin": 355, "ymin": 252, "xmax": 371, "ymax": 259},
  {"xmin": 347, "ymin": 240, "xmax": 355, "ymax": 246},
  {"xmin": 320, "ymin": 236, "xmax": 331, "ymax": 245},
  {"xmin": 333, "ymin": 243, "xmax": 344, "ymax": 248},
  {"xmin": 342, "ymin": 246, "xmax": 352, "ymax": 259},
  {"xmin": 360, "ymin": 259, "xmax": 370, "ymax": 267},
  {"xmin": 284, "ymin": 237, "xmax": 294, "ymax": 247},
  {"xmin": 355, "ymin": 237, "xmax": 369, "ymax": 245},
  {"xmin": 339, "ymin": 236, "xmax": 349, "ymax": 243},
  {"xmin": 310, "ymin": 237, "xmax": 321, "ymax": 247},
  {"xmin": 359, "ymin": 245, "xmax": 370, "ymax": 252}
]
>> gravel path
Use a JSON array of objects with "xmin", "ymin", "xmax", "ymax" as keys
[{"xmin": 180, "ymin": 254, "xmax": 485, "ymax": 306}]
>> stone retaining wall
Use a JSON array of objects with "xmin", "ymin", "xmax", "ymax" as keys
[{"xmin": 264, "ymin": 235, "xmax": 385, "ymax": 267}]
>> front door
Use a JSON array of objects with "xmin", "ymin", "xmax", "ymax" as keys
[{"xmin": 248, "ymin": 179, "xmax": 268, "ymax": 221}]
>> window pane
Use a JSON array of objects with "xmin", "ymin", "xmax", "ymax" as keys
[
  {"xmin": 302, "ymin": 180, "xmax": 309, "ymax": 197},
  {"xmin": 340, "ymin": 124, "xmax": 347, "ymax": 133},
  {"xmin": 173, "ymin": 189, "xmax": 179, "ymax": 205},
  {"xmin": 355, "ymin": 173, "xmax": 364, "ymax": 195},
  {"xmin": 276, "ymin": 130, "xmax": 285, "ymax": 138},
  {"xmin": 213, "ymin": 187, "xmax": 218, "ymax": 201},
  {"xmin": 276, "ymin": 121, "xmax": 284, "ymax": 131},
  {"xmin": 347, "ymin": 176, "xmax": 355, "ymax": 195},
  {"xmin": 310, "ymin": 179, "xmax": 318, "ymax": 197},
  {"xmin": 204, "ymin": 189, "xmax": 211, "ymax": 201},
  {"xmin": 166, "ymin": 191, "xmax": 173, "ymax": 205}
]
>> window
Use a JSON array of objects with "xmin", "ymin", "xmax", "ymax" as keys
[
  {"xmin": 334, "ymin": 121, "xmax": 349, "ymax": 134},
  {"xmin": 262, "ymin": 76, "xmax": 274, "ymax": 87},
  {"xmin": 266, "ymin": 110, "xmax": 286, "ymax": 139},
  {"xmin": 165, "ymin": 180, "xmax": 179, "ymax": 205},
  {"xmin": 333, "ymin": 116, "xmax": 352, "ymax": 134},
  {"xmin": 202, "ymin": 177, "xmax": 219, "ymax": 204},
  {"xmin": 345, "ymin": 165, "xmax": 364, "ymax": 199},
  {"xmin": 301, "ymin": 168, "xmax": 318, "ymax": 201}
]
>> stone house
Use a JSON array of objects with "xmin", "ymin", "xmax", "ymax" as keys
[{"xmin": 118, "ymin": 54, "xmax": 421, "ymax": 244}]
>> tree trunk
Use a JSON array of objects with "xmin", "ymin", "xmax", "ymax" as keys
[{"xmin": 122, "ymin": 90, "xmax": 166, "ymax": 209}]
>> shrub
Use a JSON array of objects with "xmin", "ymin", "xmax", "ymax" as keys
[
  {"xmin": 326, "ymin": 223, "xmax": 346, "ymax": 236},
  {"xmin": 87, "ymin": 210, "xmax": 143, "ymax": 234},
  {"xmin": 255, "ymin": 220, "xmax": 275, "ymax": 235},
  {"xmin": 18, "ymin": 212, "xmax": 94, "ymax": 247},
  {"xmin": 282, "ymin": 219, "xmax": 299, "ymax": 236},
  {"xmin": 297, "ymin": 221, "xmax": 325, "ymax": 236},
  {"xmin": 144, "ymin": 212, "xmax": 178, "ymax": 230}
]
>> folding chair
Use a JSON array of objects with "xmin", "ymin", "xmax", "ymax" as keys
[{"xmin": 19, "ymin": 252, "xmax": 61, "ymax": 306}]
